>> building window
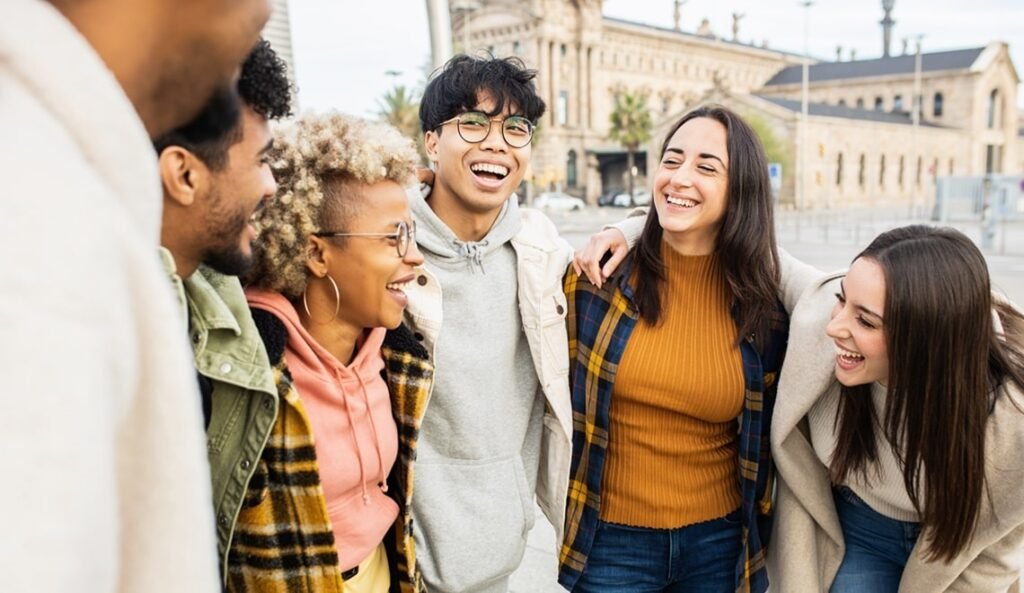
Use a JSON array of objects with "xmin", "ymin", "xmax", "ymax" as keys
[
  {"xmin": 987, "ymin": 89, "xmax": 1001, "ymax": 128},
  {"xmin": 557, "ymin": 90, "xmax": 569, "ymax": 126},
  {"xmin": 916, "ymin": 156, "xmax": 922, "ymax": 185},
  {"xmin": 512, "ymin": 41, "xmax": 521, "ymax": 55},
  {"xmin": 858, "ymin": 154, "xmax": 866, "ymax": 188},
  {"xmin": 567, "ymin": 150, "xmax": 578, "ymax": 188},
  {"xmin": 933, "ymin": 92, "xmax": 944, "ymax": 117},
  {"xmin": 893, "ymin": 95, "xmax": 903, "ymax": 111},
  {"xmin": 856, "ymin": 97, "xmax": 865, "ymax": 109},
  {"xmin": 898, "ymin": 155, "xmax": 905, "ymax": 186},
  {"xmin": 985, "ymin": 145, "xmax": 1001, "ymax": 173},
  {"xmin": 836, "ymin": 153, "xmax": 844, "ymax": 187},
  {"xmin": 874, "ymin": 97, "xmax": 884, "ymax": 111},
  {"xmin": 879, "ymin": 155, "xmax": 886, "ymax": 187},
  {"xmin": 838, "ymin": 99, "xmax": 847, "ymax": 107},
  {"xmin": 948, "ymin": 158, "xmax": 954, "ymax": 175},
  {"xmin": 560, "ymin": 43, "xmax": 567, "ymax": 57}
]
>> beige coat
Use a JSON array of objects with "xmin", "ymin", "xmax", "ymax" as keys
[{"xmin": 767, "ymin": 253, "xmax": 1024, "ymax": 593}]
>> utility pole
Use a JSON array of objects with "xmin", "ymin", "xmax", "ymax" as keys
[
  {"xmin": 425, "ymin": 0, "xmax": 453, "ymax": 70},
  {"xmin": 799, "ymin": 1, "xmax": 814, "ymax": 209}
]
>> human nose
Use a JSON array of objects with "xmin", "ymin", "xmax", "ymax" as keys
[
  {"xmin": 478, "ymin": 120, "xmax": 508, "ymax": 151},
  {"xmin": 404, "ymin": 237, "xmax": 424, "ymax": 266},
  {"xmin": 826, "ymin": 303, "xmax": 851, "ymax": 340},
  {"xmin": 669, "ymin": 164, "xmax": 694, "ymax": 188},
  {"xmin": 263, "ymin": 165, "xmax": 278, "ymax": 198}
]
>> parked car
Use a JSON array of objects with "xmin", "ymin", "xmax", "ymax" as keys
[
  {"xmin": 612, "ymin": 188, "xmax": 651, "ymax": 207},
  {"xmin": 533, "ymin": 191, "xmax": 586, "ymax": 212},
  {"xmin": 597, "ymin": 189, "xmax": 624, "ymax": 207}
]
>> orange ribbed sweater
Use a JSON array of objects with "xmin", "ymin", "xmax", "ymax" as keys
[{"xmin": 600, "ymin": 245, "xmax": 744, "ymax": 528}]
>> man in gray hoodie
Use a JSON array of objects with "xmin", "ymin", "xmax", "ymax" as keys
[{"xmin": 402, "ymin": 55, "xmax": 575, "ymax": 593}]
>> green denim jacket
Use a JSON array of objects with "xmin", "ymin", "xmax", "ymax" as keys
[{"xmin": 160, "ymin": 249, "xmax": 279, "ymax": 581}]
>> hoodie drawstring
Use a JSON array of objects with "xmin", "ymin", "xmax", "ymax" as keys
[
  {"xmin": 334, "ymin": 368, "xmax": 372, "ymax": 505},
  {"xmin": 454, "ymin": 239, "xmax": 489, "ymax": 274},
  {"xmin": 355, "ymin": 373, "xmax": 389, "ymax": 497}
]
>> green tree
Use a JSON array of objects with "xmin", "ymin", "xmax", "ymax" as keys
[
  {"xmin": 376, "ymin": 84, "xmax": 425, "ymax": 161},
  {"xmin": 608, "ymin": 90, "xmax": 653, "ymax": 204},
  {"xmin": 745, "ymin": 113, "xmax": 792, "ymax": 176}
]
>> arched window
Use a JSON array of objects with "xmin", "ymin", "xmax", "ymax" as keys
[
  {"xmin": 987, "ymin": 89, "xmax": 1001, "ymax": 128},
  {"xmin": 933, "ymin": 92, "xmax": 944, "ymax": 117},
  {"xmin": 874, "ymin": 96, "xmax": 884, "ymax": 111},
  {"xmin": 836, "ymin": 153, "xmax": 844, "ymax": 187},
  {"xmin": 858, "ymin": 154, "xmax": 866, "ymax": 188},
  {"xmin": 566, "ymin": 150, "xmax": 578, "ymax": 188},
  {"xmin": 892, "ymin": 95, "xmax": 903, "ymax": 111},
  {"xmin": 879, "ymin": 155, "xmax": 886, "ymax": 187},
  {"xmin": 856, "ymin": 98, "xmax": 865, "ymax": 109},
  {"xmin": 838, "ymin": 99, "xmax": 847, "ymax": 107}
]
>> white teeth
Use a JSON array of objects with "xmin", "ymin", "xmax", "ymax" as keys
[
  {"xmin": 666, "ymin": 196, "xmax": 697, "ymax": 208},
  {"xmin": 386, "ymin": 281, "xmax": 410, "ymax": 292},
  {"xmin": 835, "ymin": 346, "xmax": 864, "ymax": 359},
  {"xmin": 470, "ymin": 162, "xmax": 509, "ymax": 177}
]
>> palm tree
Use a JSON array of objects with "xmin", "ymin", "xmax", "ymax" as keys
[
  {"xmin": 608, "ymin": 90, "xmax": 653, "ymax": 205},
  {"xmin": 376, "ymin": 85, "xmax": 424, "ymax": 160}
]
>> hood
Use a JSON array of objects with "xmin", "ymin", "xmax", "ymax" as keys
[
  {"xmin": 244, "ymin": 288, "xmax": 385, "ymax": 381},
  {"xmin": 410, "ymin": 184, "xmax": 522, "ymax": 274}
]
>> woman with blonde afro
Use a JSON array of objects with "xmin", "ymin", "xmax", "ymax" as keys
[{"xmin": 236, "ymin": 112, "xmax": 433, "ymax": 593}]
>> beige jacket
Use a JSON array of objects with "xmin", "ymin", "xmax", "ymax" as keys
[
  {"xmin": 0, "ymin": 2, "xmax": 220, "ymax": 592},
  {"xmin": 767, "ymin": 253, "xmax": 1024, "ymax": 592}
]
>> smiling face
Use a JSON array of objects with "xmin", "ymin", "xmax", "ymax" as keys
[
  {"xmin": 827, "ymin": 257, "xmax": 890, "ymax": 386},
  {"xmin": 314, "ymin": 180, "xmax": 424, "ymax": 332},
  {"xmin": 200, "ymin": 106, "xmax": 277, "ymax": 275},
  {"xmin": 652, "ymin": 117, "xmax": 730, "ymax": 255},
  {"xmin": 424, "ymin": 90, "xmax": 530, "ymax": 228}
]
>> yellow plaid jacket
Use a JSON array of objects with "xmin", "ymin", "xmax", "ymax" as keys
[
  {"xmin": 557, "ymin": 261, "xmax": 788, "ymax": 593},
  {"xmin": 226, "ymin": 311, "xmax": 433, "ymax": 593}
]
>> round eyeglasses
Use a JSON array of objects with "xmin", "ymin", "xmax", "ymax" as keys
[
  {"xmin": 437, "ymin": 111, "xmax": 535, "ymax": 148},
  {"xmin": 313, "ymin": 220, "xmax": 416, "ymax": 258}
]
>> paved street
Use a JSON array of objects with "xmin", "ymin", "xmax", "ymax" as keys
[{"xmin": 507, "ymin": 204, "xmax": 1024, "ymax": 593}]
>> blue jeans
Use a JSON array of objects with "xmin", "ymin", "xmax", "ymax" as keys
[
  {"xmin": 830, "ymin": 486, "xmax": 922, "ymax": 593},
  {"xmin": 572, "ymin": 510, "xmax": 742, "ymax": 593}
]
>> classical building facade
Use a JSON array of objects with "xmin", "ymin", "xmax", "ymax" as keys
[{"xmin": 459, "ymin": 0, "xmax": 1020, "ymax": 208}]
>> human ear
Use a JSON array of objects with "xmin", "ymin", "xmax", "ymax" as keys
[
  {"xmin": 304, "ymin": 236, "xmax": 330, "ymax": 278},
  {"xmin": 424, "ymin": 130, "xmax": 440, "ymax": 165},
  {"xmin": 159, "ymin": 147, "xmax": 207, "ymax": 207}
]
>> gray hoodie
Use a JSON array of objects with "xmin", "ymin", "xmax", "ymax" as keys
[{"xmin": 409, "ymin": 191, "xmax": 545, "ymax": 593}]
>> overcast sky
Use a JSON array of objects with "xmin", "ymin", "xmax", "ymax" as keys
[{"xmin": 287, "ymin": 0, "xmax": 1024, "ymax": 117}]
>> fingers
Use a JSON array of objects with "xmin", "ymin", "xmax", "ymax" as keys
[
  {"xmin": 416, "ymin": 167, "xmax": 435, "ymax": 186},
  {"xmin": 602, "ymin": 245, "xmax": 628, "ymax": 280}
]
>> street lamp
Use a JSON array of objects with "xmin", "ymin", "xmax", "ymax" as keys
[
  {"xmin": 799, "ymin": 1, "xmax": 814, "ymax": 209},
  {"xmin": 425, "ymin": 0, "xmax": 453, "ymax": 69},
  {"xmin": 451, "ymin": 0, "xmax": 481, "ymax": 54}
]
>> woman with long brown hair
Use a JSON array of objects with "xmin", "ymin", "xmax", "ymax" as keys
[
  {"xmin": 559, "ymin": 105, "xmax": 788, "ymax": 593},
  {"xmin": 771, "ymin": 224, "xmax": 1024, "ymax": 592}
]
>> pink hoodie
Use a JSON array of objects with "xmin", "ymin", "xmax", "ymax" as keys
[{"xmin": 246, "ymin": 289, "xmax": 399, "ymax": 571}]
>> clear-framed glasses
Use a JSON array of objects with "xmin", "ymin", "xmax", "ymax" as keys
[
  {"xmin": 313, "ymin": 220, "xmax": 416, "ymax": 258},
  {"xmin": 437, "ymin": 111, "xmax": 535, "ymax": 148}
]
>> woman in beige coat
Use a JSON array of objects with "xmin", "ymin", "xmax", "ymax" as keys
[{"xmin": 769, "ymin": 225, "xmax": 1024, "ymax": 592}]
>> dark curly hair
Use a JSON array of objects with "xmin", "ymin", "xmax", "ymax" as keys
[
  {"xmin": 419, "ymin": 54, "xmax": 545, "ymax": 133},
  {"xmin": 154, "ymin": 38, "xmax": 293, "ymax": 169}
]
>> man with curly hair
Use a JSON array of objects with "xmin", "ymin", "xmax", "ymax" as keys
[
  {"xmin": 1, "ymin": 1, "xmax": 271, "ymax": 592},
  {"xmin": 154, "ymin": 39, "xmax": 294, "ymax": 588},
  {"xmin": 405, "ymin": 54, "xmax": 574, "ymax": 593}
]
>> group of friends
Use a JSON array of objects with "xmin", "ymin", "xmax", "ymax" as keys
[{"xmin": 2, "ymin": 1, "xmax": 1023, "ymax": 593}]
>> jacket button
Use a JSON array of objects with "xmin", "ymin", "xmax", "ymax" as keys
[
  {"xmin": 191, "ymin": 333, "xmax": 201, "ymax": 344},
  {"xmin": 263, "ymin": 397, "xmax": 273, "ymax": 411},
  {"xmin": 413, "ymin": 332, "xmax": 424, "ymax": 341},
  {"xmin": 240, "ymin": 459, "xmax": 251, "ymax": 471},
  {"xmin": 417, "ymin": 275, "xmax": 428, "ymax": 286},
  {"xmin": 556, "ymin": 305, "xmax": 565, "ymax": 315},
  {"xmin": 218, "ymin": 514, "xmax": 229, "ymax": 527},
  {"xmin": 220, "ymin": 363, "xmax": 232, "ymax": 374}
]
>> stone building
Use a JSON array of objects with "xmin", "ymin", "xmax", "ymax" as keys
[
  {"xmin": 262, "ymin": 0, "xmax": 298, "ymax": 104},
  {"xmin": 459, "ymin": 0, "xmax": 1020, "ymax": 208}
]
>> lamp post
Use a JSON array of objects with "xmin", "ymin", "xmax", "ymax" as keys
[
  {"xmin": 911, "ymin": 34, "xmax": 923, "ymax": 215},
  {"xmin": 450, "ymin": 0, "xmax": 481, "ymax": 55},
  {"xmin": 799, "ymin": 1, "xmax": 814, "ymax": 209}
]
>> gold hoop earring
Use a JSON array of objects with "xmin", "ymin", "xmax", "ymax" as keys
[{"xmin": 302, "ymin": 275, "xmax": 340, "ymax": 324}]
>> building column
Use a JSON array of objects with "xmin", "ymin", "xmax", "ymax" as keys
[
  {"xmin": 551, "ymin": 40, "xmax": 561, "ymax": 128},
  {"xmin": 536, "ymin": 36, "xmax": 549, "ymax": 108}
]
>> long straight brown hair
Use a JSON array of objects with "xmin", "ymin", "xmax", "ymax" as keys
[
  {"xmin": 830, "ymin": 225, "xmax": 1024, "ymax": 562},
  {"xmin": 631, "ymin": 105, "xmax": 780, "ymax": 347}
]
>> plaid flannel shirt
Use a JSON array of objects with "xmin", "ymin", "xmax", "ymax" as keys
[{"xmin": 557, "ymin": 259, "xmax": 788, "ymax": 593}]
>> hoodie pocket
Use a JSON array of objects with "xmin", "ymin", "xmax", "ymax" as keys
[{"xmin": 412, "ymin": 455, "xmax": 535, "ymax": 592}]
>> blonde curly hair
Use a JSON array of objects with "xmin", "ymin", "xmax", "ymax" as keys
[{"xmin": 245, "ymin": 112, "xmax": 418, "ymax": 298}]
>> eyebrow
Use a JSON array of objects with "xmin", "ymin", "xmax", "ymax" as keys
[
  {"xmin": 839, "ymin": 281, "xmax": 884, "ymax": 321},
  {"xmin": 663, "ymin": 147, "xmax": 727, "ymax": 168}
]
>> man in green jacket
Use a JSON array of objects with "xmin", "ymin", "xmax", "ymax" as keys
[{"xmin": 153, "ymin": 39, "xmax": 292, "ymax": 582}]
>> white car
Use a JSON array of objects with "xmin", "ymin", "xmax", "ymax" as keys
[
  {"xmin": 533, "ymin": 191, "xmax": 586, "ymax": 211},
  {"xmin": 613, "ymin": 189, "xmax": 651, "ymax": 207}
]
